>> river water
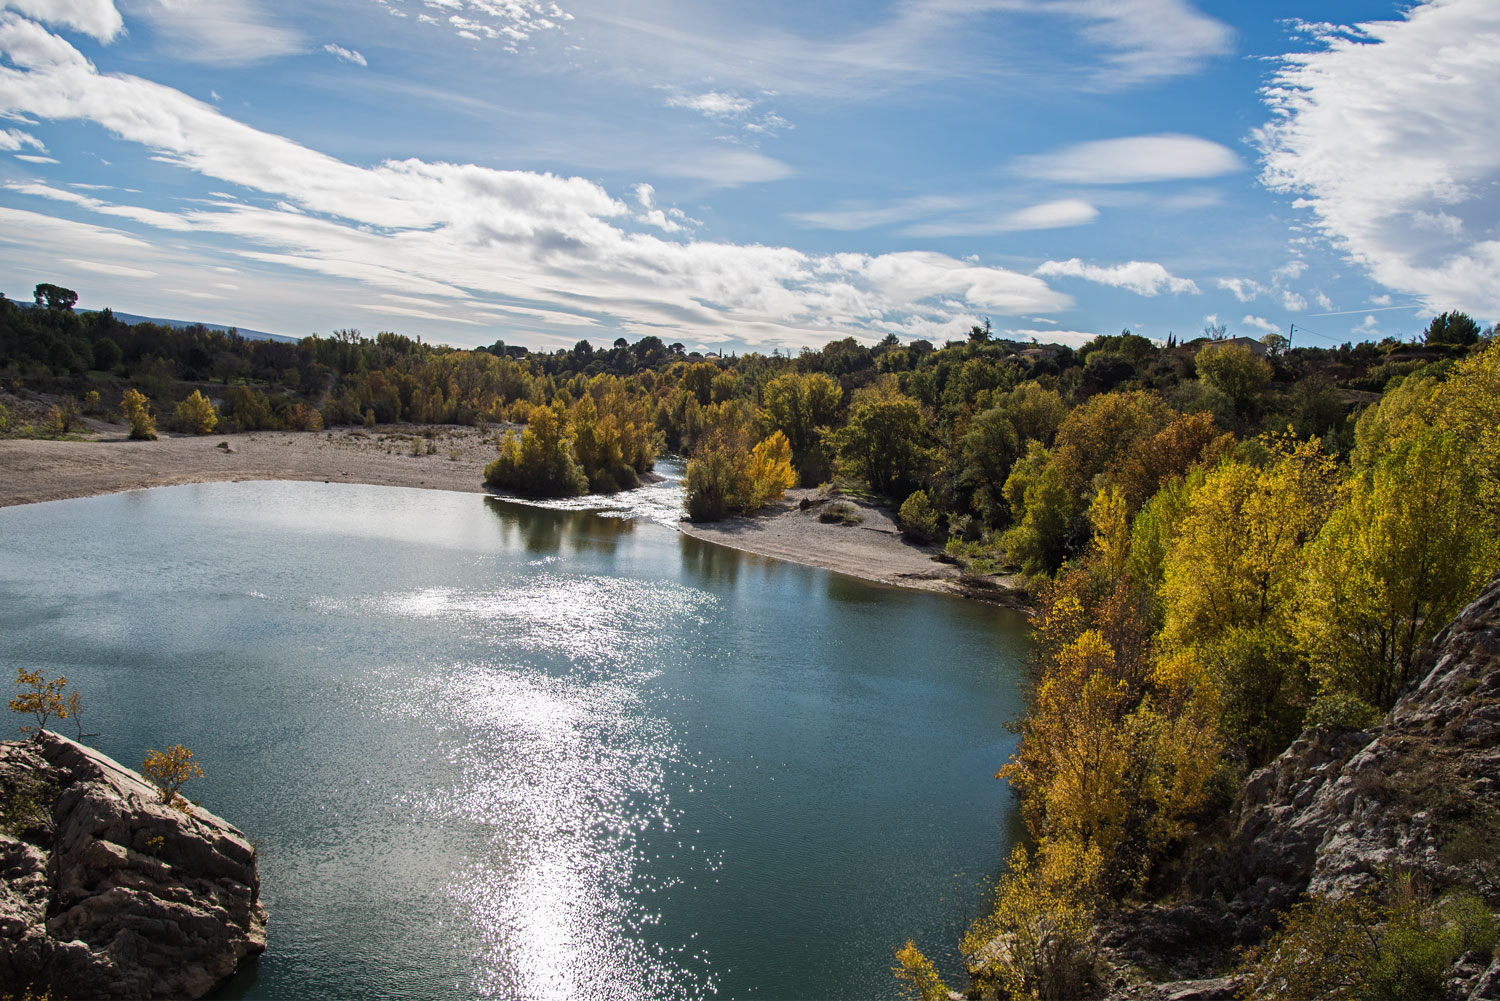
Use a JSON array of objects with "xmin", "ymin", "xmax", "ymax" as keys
[{"xmin": 0, "ymin": 476, "xmax": 1028, "ymax": 1000}]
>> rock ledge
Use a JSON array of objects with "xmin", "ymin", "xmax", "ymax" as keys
[{"xmin": 0, "ymin": 731, "xmax": 266, "ymax": 999}]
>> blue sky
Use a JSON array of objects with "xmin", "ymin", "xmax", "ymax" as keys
[{"xmin": 0, "ymin": 0, "xmax": 1496, "ymax": 353}]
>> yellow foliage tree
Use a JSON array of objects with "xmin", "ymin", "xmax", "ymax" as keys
[
  {"xmin": 141, "ymin": 744, "xmax": 204, "ymax": 812},
  {"xmin": 1160, "ymin": 434, "xmax": 1341, "ymax": 756},
  {"xmin": 1300, "ymin": 432, "xmax": 1493, "ymax": 709},
  {"xmin": 1001, "ymin": 630, "xmax": 1131, "ymax": 851},
  {"xmin": 8, "ymin": 667, "xmax": 70, "ymax": 737},
  {"xmin": 172, "ymin": 389, "xmax": 218, "ymax": 434},
  {"xmin": 892, "ymin": 940, "xmax": 949, "ymax": 1001},
  {"xmin": 121, "ymin": 387, "xmax": 157, "ymax": 440},
  {"xmin": 961, "ymin": 838, "xmax": 1104, "ymax": 1001}
]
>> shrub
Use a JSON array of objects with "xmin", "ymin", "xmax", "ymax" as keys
[
  {"xmin": 1303, "ymin": 692, "xmax": 1381, "ymax": 733},
  {"xmin": 121, "ymin": 388, "xmax": 157, "ymax": 440},
  {"xmin": 281, "ymin": 401, "xmax": 323, "ymax": 431},
  {"xmin": 819, "ymin": 500, "xmax": 864, "ymax": 525},
  {"xmin": 484, "ymin": 404, "xmax": 588, "ymax": 497},
  {"xmin": 141, "ymin": 745, "xmax": 204, "ymax": 813},
  {"xmin": 898, "ymin": 489, "xmax": 939, "ymax": 542},
  {"xmin": 172, "ymin": 390, "xmax": 218, "ymax": 434}
]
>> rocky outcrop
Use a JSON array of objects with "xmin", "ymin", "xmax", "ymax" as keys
[
  {"xmin": 1103, "ymin": 575, "xmax": 1500, "ymax": 999},
  {"xmin": 0, "ymin": 732, "xmax": 266, "ymax": 999}
]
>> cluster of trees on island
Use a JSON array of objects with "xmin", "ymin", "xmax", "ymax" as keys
[{"xmin": 5, "ymin": 282, "xmax": 1499, "ymax": 998}]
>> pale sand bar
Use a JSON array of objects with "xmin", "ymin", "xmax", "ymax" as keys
[{"xmin": 0, "ymin": 428, "xmax": 1027, "ymax": 606}]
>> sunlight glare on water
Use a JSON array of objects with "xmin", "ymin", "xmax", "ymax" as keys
[
  {"xmin": 321, "ymin": 570, "xmax": 718, "ymax": 999},
  {"xmin": 0, "ymin": 479, "xmax": 1029, "ymax": 1001}
]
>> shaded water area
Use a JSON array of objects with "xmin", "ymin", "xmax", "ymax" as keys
[{"xmin": 0, "ymin": 478, "xmax": 1030, "ymax": 1000}]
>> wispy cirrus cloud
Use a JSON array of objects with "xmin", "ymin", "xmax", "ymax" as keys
[
  {"xmin": 323, "ymin": 43, "xmax": 366, "ymax": 66},
  {"xmin": 0, "ymin": 0, "xmax": 121, "ymax": 41},
  {"xmin": 1257, "ymin": 0, "xmax": 1500, "ymax": 318},
  {"xmin": 126, "ymin": 0, "xmax": 304, "ymax": 64}
]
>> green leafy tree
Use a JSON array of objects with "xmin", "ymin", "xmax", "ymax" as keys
[
  {"xmin": 1423, "ymin": 310, "xmax": 1480, "ymax": 346},
  {"xmin": 759, "ymin": 371, "xmax": 842, "ymax": 485},
  {"xmin": 33, "ymin": 282, "xmax": 77, "ymax": 311},
  {"xmin": 830, "ymin": 386, "xmax": 932, "ymax": 497},
  {"xmin": 898, "ymin": 489, "xmax": 939, "ymax": 543},
  {"xmin": 1195, "ymin": 342, "xmax": 1272, "ymax": 417}
]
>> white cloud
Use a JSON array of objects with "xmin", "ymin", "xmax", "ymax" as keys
[
  {"xmin": 1217, "ymin": 277, "xmax": 1265, "ymax": 302},
  {"xmin": 0, "ymin": 125, "xmax": 42, "ymax": 150},
  {"xmin": 632, "ymin": 182, "xmax": 654, "ymax": 209},
  {"xmin": 1034, "ymin": 258, "xmax": 1200, "ymax": 296},
  {"xmin": 1279, "ymin": 289, "xmax": 1307, "ymax": 311},
  {"xmin": 128, "ymin": 0, "xmax": 304, "ymax": 64},
  {"xmin": 653, "ymin": 148, "xmax": 793, "ymax": 186},
  {"xmin": 13, "ymin": 151, "xmax": 55, "ymax": 162},
  {"xmin": 0, "ymin": 0, "xmax": 120, "ymax": 41},
  {"xmin": 665, "ymin": 91, "xmax": 753, "ymax": 119},
  {"xmin": 1001, "ymin": 327, "xmax": 1099, "ymax": 347},
  {"xmin": 1241, "ymin": 314, "xmax": 1279, "ymax": 334},
  {"xmin": 323, "ymin": 43, "xmax": 367, "ymax": 67},
  {"xmin": 1017, "ymin": 133, "xmax": 1241, "ymax": 184},
  {"xmin": 1257, "ymin": 0, "xmax": 1500, "ymax": 318},
  {"xmin": 902, "ymin": 199, "xmax": 1098, "ymax": 237},
  {"xmin": 788, "ymin": 194, "xmax": 963, "ymax": 231},
  {"xmin": 0, "ymin": 14, "xmax": 1070, "ymax": 348},
  {"xmin": 383, "ymin": 0, "xmax": 570, "ymax": 51},
  {"xmin": 65, "ymin": 257, "xmax": 157, "ymax": 277}
]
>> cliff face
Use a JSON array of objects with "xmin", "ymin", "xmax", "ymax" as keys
[
  {"xmin": 1102, "ymin": 575, "xmax": 1500, "ymax": 1000},
  {"xmin": 0, "ymin": 732, "xmax": 267, "ymax": 999}
]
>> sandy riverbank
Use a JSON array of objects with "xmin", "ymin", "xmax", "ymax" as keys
[
  {"xmin": 0, "ymin": 427, "xmax": 1027, "ymax": 606},
  {"xmin": 0, "ymin": 425, "xmax": 499, "ymax": 508},
  {"xmin": 680, "ymin": 488, "xmax": 1029, "ymax": 607}
]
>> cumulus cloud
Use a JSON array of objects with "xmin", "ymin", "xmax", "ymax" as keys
[
  {"xmin": 1017, "ymin": 133, "xmax": 1241, "ymax": 184},
  {"xmin": 1257, "ymin": 0, "xmax": 1500, "ymax": 317},
  {"xmin": 1241, "ymin": 314, "xmax": 1279, "ymax": 334},
  {"xmin": 1217, "ymin": 277, "xmax": 1265, "ymax": 302},
  {"xmin": 323, "ymin": 43, "xmax": 367, "ymax": 66},
  {"xmin": 1034, "ymin": 258, "xmax": 1200, "ymax": 296},
  {"xmin": 0, "ymin": 12, "xmax": 1070, "ymax": 347}
]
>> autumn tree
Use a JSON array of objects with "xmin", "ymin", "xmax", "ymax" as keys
[
  {"xmin": 1299, "ymin": 432, "xmax": 1492, "ymax": 709},
  {"xmin": 960, "ymin": 839, "xmax": 1104, "ymax": 1001},
  {"xmin": 172, "ymin": 389, "xmax": 218, "ymax": 434},
  {"xmin": 759, "ymin": 371, "xmax": 842, "ymax": 484},
  {"xmin": 1195, "ymin": 342, "xmax": 1272, "ymax": 418},
  {"xmin": 1159, "ymin": 434, "xmax": 1342, "ymax": 758},
  {"xmin": 484, "ymin": 403, "xmax": 588, "ymax": 497},
  {"xmin": 141, "ymin": 744, "xmax": 204, "ymax": 812},
  {"xmin": 9, "ymin": 667, "xmax": 70, "ymax": 738},
  {"xmin": 121, "ymin": 388, "xmax": 157, "ymax": 441}
]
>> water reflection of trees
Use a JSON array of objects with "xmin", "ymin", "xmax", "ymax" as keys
[
  {"xmin": 676, "ymin": 534, "xmax": 741, "ymax": 588},
  {"xmin": 483, "ymin": 496, "xmax": 634, "ymax": 555}
]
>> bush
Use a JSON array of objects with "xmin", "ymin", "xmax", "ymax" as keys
[
  {"xmin": 141, "ymin": 744, "xmax": 203, "ymax": 813},
  {"xmin": 172, "ymin": 390, "xmax": 218, "ymax": 434},
  {"xmin": 819, "ymin": 500, "xmax": 864, "ymax": 525},
  {"xmin": 1303, "ymin": 692, "xmax": 1381, "ymax": 733},
  {"xmin": 281, "ymin": 401, "xmax": 323, "ymax": 431},
  {"xmin": 121, "ymin": 388, "xmax": 157, "ymax": 440},
  {"xmin": 484, "ymin": 405, "xmax": 588, "ymax": 497},
  {"xmin": 898, "ymin": 489, "xmax": 939, "ymax": 542}
]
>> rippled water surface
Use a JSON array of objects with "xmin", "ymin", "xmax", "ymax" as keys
[{"xmin": 0, "ymin": 477, "xmax": 1029, "ymax": 1000}]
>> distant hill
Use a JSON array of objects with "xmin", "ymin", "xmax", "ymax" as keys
[{"xmin": 104, "ymin": 311, "xmax": 301, "ymax": 344}]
